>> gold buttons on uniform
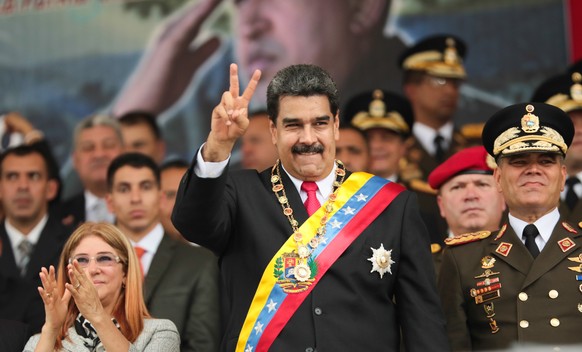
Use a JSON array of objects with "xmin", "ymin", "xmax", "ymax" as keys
[
  {"xmin": 518, "ymin": 292, "xmax": 528, "ymax": 301},
  {"xmin": 548, "ymin": 290, "xmax": 559, "ymax": 299},
  {"xmin": 550, "ymin": 318, "xmax": 560, "ymax": 327},
  {"xmin": 520, "ymin": 320, "xmax": 529, "ymax": 328}
]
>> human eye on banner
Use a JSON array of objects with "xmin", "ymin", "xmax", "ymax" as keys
[{"xmin": 0, "ymin": 0, "xmax": 574, "ymax": 174}]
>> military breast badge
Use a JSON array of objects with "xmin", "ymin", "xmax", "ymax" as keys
[{"xmin": 368, "ymin": 243, "xmax": 395, "ymax": 279}]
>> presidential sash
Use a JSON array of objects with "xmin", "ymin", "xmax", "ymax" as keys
[{"xmin": 236, "ymin": 172, "xmax": 405, "ymax": 352}]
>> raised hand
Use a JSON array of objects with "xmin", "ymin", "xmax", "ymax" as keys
[
  {"xmin": 66, "ymin": 260, "xmax": 106, "ymax": 322},
  {"xmin": 38, "ymin": 266, "xmax": 71, "ymax": 332},
  {"xmin": 113, "ymin": 0, "xmax": 223, "ymax": 116},
  {"xmin": 203, "ymin": 63, "xmax": 261, "ymax": 161}
]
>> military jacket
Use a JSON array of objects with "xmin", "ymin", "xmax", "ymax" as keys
[{"xmin": 439, "ymin": 221, "xmax": 582, "ymax": 351}]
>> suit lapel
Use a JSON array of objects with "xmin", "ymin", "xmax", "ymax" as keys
[
  {"xmin": 523, "ymin": 222, "xmax": 581, "ymax": 288},
  {"xmin": 25, "ymin": 216, "xmax": 68, "ymax": 281},
  {"xmin": 144, "ymin": 235, "xmax": 175, "ymax": 302},
  {"xmin": 0, "ymin": 224, "xmax": 19, "ymax": 277},
  {"xmin": 490, "ymin": 224, "xmax": 533, "ymax": 276}
]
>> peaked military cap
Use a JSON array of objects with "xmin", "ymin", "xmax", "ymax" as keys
[
  {"xmin": 428, "ymin": 146, "xmax": 496, "ymax": 190},
  {"xmin": 482, "ymin": 102, "xmax": 574, "ymax": 158},
  {"xmin": 398, "ymin": 34, "xmax": 467, "ymax": 79},
  {"xmin": 346, "ymin": 89, "xmax": 413, "ymax": 137},
  {"xmin": 531, "ymin": 70, "xmax": 582, "ymax": 113}
]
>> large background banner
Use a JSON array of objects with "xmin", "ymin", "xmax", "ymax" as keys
[{"xmin": 0, "ymin": 0, "xmax": 574, "ymax": 174}]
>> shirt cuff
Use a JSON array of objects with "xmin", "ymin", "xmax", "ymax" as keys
[{"xmin": 193, "ymin": 144, "xmax": 230, "ymax": 178}]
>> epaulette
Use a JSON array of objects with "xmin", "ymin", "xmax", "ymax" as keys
[
  {"xmin": 445, "ymin": 230, "xmax": 492, "ymax": 246},
  {"xmin": 408, "ymin": 179, "xmax": 437, "ymax": 195},
  {"xmin": 579, "ymin": 221, "xmax": 582, "ymax": 230},
  {"xmin": 563, "ymin": 222, "xmax": 578, "ymax": 234},
  {"xmin": 459, "ymin": 122, "xmax": 485, "ymax": 140},
  {"xmin": 431, "ymin": 243, "xmax": 442, "ymax": 254}
]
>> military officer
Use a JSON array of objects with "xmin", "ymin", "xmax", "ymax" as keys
[
  {"xmin": 531, "ymin": 69, "xmax": 582, "ymax": 223},
  {"xmin": 428, "ymin": 146, "xmax": 506, "ymax": 274},
  {"xmin": 439, "ymin": 102, "xmax": 582, "ymax": 351},
  {"xmin": 398, "ymin": 34, "xmax": 483, "ymax": 242}
]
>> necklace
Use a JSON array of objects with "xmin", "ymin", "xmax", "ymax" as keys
[{"xmin": 270, "ymin": 159, "xmax": 346, "ymax": 283}]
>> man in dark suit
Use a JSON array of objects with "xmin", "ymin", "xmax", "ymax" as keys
[
  {"xmin": 172, "ymin": 64, "xmax": 449, "ymax": 351},
  {"xmin": 60, "ymin": 114, "xmax": 124, "ymax": 227},
  {"xmin": 531, "ymin": 68, "xmax": 582, "ymax": 223},
  {"xmin": 0, "ymin": 318, "xmax": 29, "ymax": 352},
  {"xmin": 439, "ymin": 102, "xmax": 582, "ymax": 350},
  {"xmin": 106, "ymin": 152, "xmax": 220, "ymax": 352},
  {"xmin": 0, "ymin": 145, "xmax": 72, "ymax": 333}
]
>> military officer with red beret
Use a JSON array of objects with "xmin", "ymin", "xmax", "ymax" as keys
[{"xmin": 439, "ymin": 102, "xmax": 582, "ymax": 351}]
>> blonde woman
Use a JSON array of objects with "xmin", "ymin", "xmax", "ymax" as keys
[{"xmin": 24, "ymin": 222, "xmax": 180, "ymax": 351}]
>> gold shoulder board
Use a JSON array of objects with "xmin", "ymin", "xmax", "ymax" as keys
[{"xmin": 445, "ymin": 231, "xmax": 492, "ymax": 246}]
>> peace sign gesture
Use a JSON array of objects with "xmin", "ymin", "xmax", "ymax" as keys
[{"xmin": 203, "ymin": 63, "xmax": 261, "ymax": 162}]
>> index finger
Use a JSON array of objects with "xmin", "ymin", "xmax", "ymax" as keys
[
  {"xmin": 241, "ymin": 69, "xmax": 262, "ymax": 102},
  {"xmin": 229, "ymin": 63, "xmax": 240, "ymax": 98}
]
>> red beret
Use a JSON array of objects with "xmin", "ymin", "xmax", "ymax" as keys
[{"xmin": 428, "ymin": 146, "xmax": 495, "ymax": 190}]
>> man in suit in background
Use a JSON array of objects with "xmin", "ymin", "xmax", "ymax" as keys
[
  {"xmin": 240, "ymin": 110, "xmax": 279, "ymax": 172},
  {"xmin": 106, "ymin": 152, "xmax": 220, "ymax": 352},
  {"xmin": 0, "ymin": 145, "xmax": 72, "ymax": 333},
  {"xmin": 439, "ymin": 102, "xmax": 582, "ymax": 350},
  {"xmin": 118, "ymin": 111, "xmax": 167, "ymax": 165},
  {"xmin": 60, "ymin": 115, "xmax": 124, "ymax": 227},
  {"xmin": 159, "ymin": 159, "xmax": 190, "ymax": 242},
  {"xmin": 172, "ymin": 63, "xmax": 448, "ymax": 351}
]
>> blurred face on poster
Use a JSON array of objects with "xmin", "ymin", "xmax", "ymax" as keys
[{"xmin": 235, "ymin": 0, "xmax": 387, "ymax": 101}]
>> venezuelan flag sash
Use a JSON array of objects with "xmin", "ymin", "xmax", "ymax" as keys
[{"xmin": 235, "ymin": 172, "xmax": 405, "ymax": 352}]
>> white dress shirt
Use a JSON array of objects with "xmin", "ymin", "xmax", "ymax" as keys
[
  {"xmin": 508, "ymin": 207, "xmax": 560, "ymax": 252},
  {"xmin": 412, "ymin": 121, "xmax": 454, "ymax": 156}
]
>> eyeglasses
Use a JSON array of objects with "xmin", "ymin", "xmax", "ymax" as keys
[
  {"xmin": 424, "ymin": 75, "xmax": 463, "ymax": 88},
  {"xmin": 69, "ymin": 253, "xmax": 122, "ymax": 268}
]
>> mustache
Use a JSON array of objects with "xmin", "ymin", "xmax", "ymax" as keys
[{"xmin": 292, "ymin": 144, "xmax": 324, "ymax": 154}]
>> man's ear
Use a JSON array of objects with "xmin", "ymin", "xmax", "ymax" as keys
[
  {"xmin": 350, "ymin": 0, "xmax": 387, "ymax": 34},
  {"xmin": 270, "ymin": 120, "xmax": 278, "ymax": 145}
]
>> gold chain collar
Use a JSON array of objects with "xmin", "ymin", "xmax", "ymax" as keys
[{"xmin": 270, "ymin": 159, "xmax": 346, "ymax": 260}]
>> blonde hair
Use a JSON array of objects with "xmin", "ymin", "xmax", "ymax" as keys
[{"xmin": 54, "ymin": 222, "xmax": 150, "ymax": 349}]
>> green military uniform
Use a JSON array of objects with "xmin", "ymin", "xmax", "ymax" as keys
[{"xmin": 440, "ymin": 221, "xmax": 582, "ymax": 350}]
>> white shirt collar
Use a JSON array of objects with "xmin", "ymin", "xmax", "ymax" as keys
[
  {"xmin": 84, "ymin": 190, "xmax": 114, "ymax": 223},
  {"xmin": 412, "ymin": 121, "xmax": 454, "ymax": 156},
  {"xmin": 281, "ymin": 162, "xmax": 337, "ymax": 205},
  {"xmin": 560, "ymin": 171, "xmax": 582, "ymax": 200},
  {"xmin": 130, "ymin": 223, "xmax": 164, "ymax": 275},
  {"xmin": 5, "ymin": 214, "xmax": 49, "ymax": 263},
  {"xmin": 508, "ymin": 207, "xmax": 560, "ymax": 251}
]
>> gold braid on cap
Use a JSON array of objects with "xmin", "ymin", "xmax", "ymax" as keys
[
  {"xmin": 493, "ymin": 104, "xmax": 567, "ymax": 156},
  {"xmin": 546, "ymin": 72, "xmax": 582, "ymax": 112},
  {"xmin": 351, "ymin": 90, "xmax": 410, "ymax": 134},
  {"xmin": 402, "ymin": 37, "xmax": 466, "ymax": 79}
]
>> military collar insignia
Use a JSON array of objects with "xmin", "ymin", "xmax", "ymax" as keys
[
  {"xmin": 562, "ymin": 222, "xmax": 577, "ymax": 234},
  {"xmin": 558, "ymin": 238, "xmax": 576, "ymax": 253},
  {"xmin": 494, "ymin": 224, "xmax": 507, "ymax": 241},
  {"xmin": 368, "ymin": 243, "xmax": 395, "ymax": 279},
  {"xmin": 495, "ymin": 242, "xmax": 512, "ymax": 257}
]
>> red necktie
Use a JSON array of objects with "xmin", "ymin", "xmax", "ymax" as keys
[
  {"xmin": 134, "ymin": 246, "xmax": 146, "ymax": 280},
  {"xmin": 301, "ymin": 181, "xmax": 321, "ymax": 216}
]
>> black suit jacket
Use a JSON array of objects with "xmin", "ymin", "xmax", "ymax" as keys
[
  {"xmin": 59, "ymin": 192, "xmax": 86, "ymax": 228},
  {"xmin": 144, "ymin": 234, "xmax": 220, "ymax": 352},
  {"xmin": 173, "ymin": 163, "xmax": 449, "ymax": 352},
  {"xmin": 0, "ymin": 215, "xmax": 72, "ymax": 334},
  {"xmin": 0, "ymin": 319, "xmax": 29, "ymax": 352}
]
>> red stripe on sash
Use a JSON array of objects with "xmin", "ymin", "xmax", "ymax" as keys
[{"xmin": 255, "ymin": 182, "xmax": 405, "ymax": 351}]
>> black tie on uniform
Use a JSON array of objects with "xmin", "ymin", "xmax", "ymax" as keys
[
  {"xmin": 523, "ymin": 224, "xmax": 540, "ymax": 258},
  {"xmin": 565, "ymin": 176, "xmax": 580, "ymax": 210},
  {"xmin": 434, "ymin": 134, "xmax": 445, "ymax": 162}
]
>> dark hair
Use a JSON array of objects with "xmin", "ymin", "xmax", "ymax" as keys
[
  {"xmin": 117, "ymin": 111, "xmax": 162, "ymax": 140},
  {"xmin": 107, "ymin": 152, "xmax": 160, "ymax": 191},
  {"xmin": 160, "ymin": 158, "xmax": 189, "ymax": 173},
  {"xmin": 0, "ymin": 144, "xmax": 50, "ymax": 177},
  {"xmin": 266, "ymin": 64, "xmax": 339, "ymax": 123}
]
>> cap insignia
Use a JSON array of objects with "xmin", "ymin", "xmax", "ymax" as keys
[
  {"xmin": 444, "ymin": 37, "xmax": 459, "ymax": 65},
  {"xmin": 571, "ymin": 72, "xmax": 582, "ymax": 102},
  {"xmin": 521, "ymin": 105, "xmax": 539, "ymax": 133},
  {"xmin": 369, "ymin": 90, "xmax": 386, "ymax": 117}
]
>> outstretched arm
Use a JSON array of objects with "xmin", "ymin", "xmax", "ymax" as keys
[{"xmin": 113, "ymin": 0, "xmax": 223, "ymax": 116}]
